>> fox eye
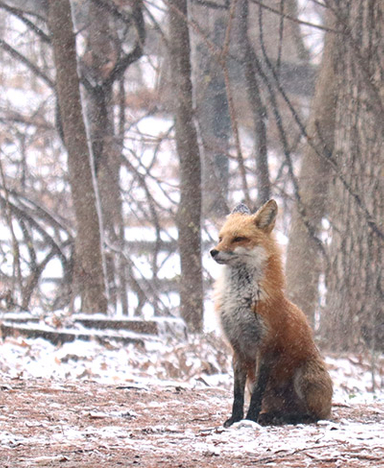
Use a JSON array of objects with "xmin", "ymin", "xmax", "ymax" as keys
[
  {"xmin": 233, "ymin": 236, "xmax": 247, "ymax": 243},
  {"xmin": 218, "ymin": 236, "xmax": 223, "ymax": 243}
]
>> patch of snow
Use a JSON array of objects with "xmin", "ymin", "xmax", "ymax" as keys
[{"xmin": 0, "ymin": 328, "xmax": 383, "ymax": 406}]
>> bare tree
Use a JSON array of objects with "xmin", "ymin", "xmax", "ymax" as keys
[
  {"xmin": 169, "ymin": 0, "xmax": 204, "ymax": 332},
  {"xmin": 79, "ymin": 0, "xmax": 145, "ymax": 314},
  {"xmin": 8, "ymin": 0, "xmax": 379, "ymax": 349},
  {"xmin": 47, "ymin": 0, "xmax": 107, "ymax": 313},
  {"xmin": 322, "ymin": 0, "xmax": 384, "ymax": 351}
]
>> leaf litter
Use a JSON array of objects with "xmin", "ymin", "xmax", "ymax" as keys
[{"xmin": 0, "ymin": 331, "xmax": 383, "ymax": 467}]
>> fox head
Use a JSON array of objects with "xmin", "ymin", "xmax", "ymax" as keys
[{"xmin": 210, "ymin": 199, "xmax": 278, "ymax": 267}]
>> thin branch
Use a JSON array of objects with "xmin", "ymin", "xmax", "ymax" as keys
[
  {"xmin": 0, "ymin": 1, "xmax": 50, "ymax": 43},
  {"xmin": 191, "ymin": 0, "xmax": 229, "ymax": 9},
  {"xmin": 164, "ymin": 0, "xmax": 251, "ymax": 206},
  {"xmin": 21, "ymin": 248, "xmax": 57, "ymax": 310},
  {"xmin": 90, "ymin": 0, "xmax": 135, "ymax": 25},
  {"xmin": 0, "ymin": 39, "xmax": 54, "ymax": 88},
  {"xmin": 314, "ymin": 121, "xmax": 384, "ymax": 241},
  {"xmin": 10, "ymin": 190, "xmax": 74, "ymax": 238},
  {"xmin": 106, "ymin": 239, "xmax": 172, "ymax": 316},
  {"xmin": 123, "ymin": 147, "xmax": 178, "ymax": 210},
  {"xmin": 121, "ymin": 154, "xmax": 162, "ymax": 289},
  {"xmin": 257, "ymin": 4, "xmax": 384, "ymax": 242},
  {"xmin": 310, "ymin": 0, "xmax": 328, "ymax": 8},
  {"xmin": 0, "ymin": 158, "xmax": 22, "ymax": 300},
  {"xmin": 323, "ymin": 0, "xmax": 384, "ymax": 129},
  {"xmin": 0, "ymin": 112, "xmax": 53, "ymax": 130},
  {"xmin": 220, "ymin": 0, "xmax": 251, "ymax": 206},
  {"xmin": 103, "ymin": 1, "xmax": 146, "ymax": 88},
  {"xmin": 0, "ymin": 195, "xmax": 69, "ymax": 266},
  {"xmin": 220, "ymin": 0, "xmax": 236, "ymax": 60},
  {"xmin": 249, "ymin": 0, "xmax": 340, "ymax": 34},
  {"xmin": 142, "ymin": 3, "xmax": 169, "ymax": 48},
  {"xmin": 255, "ymin": 7, "xmax": 327, "ymax": 257},
  {"xmin": 121, "ymin": 152, "xmax": 162, "ymax": 238},
  {"xmin": 276, "ymin": 0, "xmax": 284, "ymax": 73}
]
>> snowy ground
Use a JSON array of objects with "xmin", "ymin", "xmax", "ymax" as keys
[{"xmin": 0, "ymin": 332, "xmax": 383, "ymax": 467}]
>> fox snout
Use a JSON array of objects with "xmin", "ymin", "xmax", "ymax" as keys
[
  {"xmin": 210, "ymin": 249, "xmax": 219, "ymax": 259},
  {"xmin": 210, "ymin": 248, "xmax": 233, "ymax": 264},
  {"xmin": 210, "ymin": 248, "xmax": 224, "ymax": 264}
]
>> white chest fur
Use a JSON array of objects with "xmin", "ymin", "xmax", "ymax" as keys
[{"xmin": 215, "ymin": 264, "xmax": 267, "ymax": 360}]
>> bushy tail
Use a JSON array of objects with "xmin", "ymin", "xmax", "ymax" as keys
[{"xmin": 294, "ymin": 357, "xmax": 333, "ymax": 420}]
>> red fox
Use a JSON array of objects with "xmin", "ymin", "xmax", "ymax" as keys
[{"xmin": 211, "ymin": 199, "xmax": 332, "ymax": 426}]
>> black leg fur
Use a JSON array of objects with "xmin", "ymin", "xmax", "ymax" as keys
[
  {"xmin": 245, "ymin": 359, "xmax": 270, "ymax": 423},
  {"xmin": 224, "ymin": 357, "xmax": 247, "ymax": 427}
]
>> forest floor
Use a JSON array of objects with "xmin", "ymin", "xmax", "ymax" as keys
[{"xmin": 1, "ymin": 378, "xmax": 384, "ymax": 468}]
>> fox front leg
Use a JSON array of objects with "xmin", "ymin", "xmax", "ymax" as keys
[
  {"xmin": 224, "ymin": 355, "xmax": 247, "ymax": 427},
  {"xmin": 245, "ymin": 358, "xmax": 270, "ymax": 422}
]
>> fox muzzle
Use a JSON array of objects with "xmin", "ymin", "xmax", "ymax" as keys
[{"xmin": 210, "ymin": 249, "xmax": 219, "ymax": 258}]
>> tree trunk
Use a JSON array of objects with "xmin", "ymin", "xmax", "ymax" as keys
[
  {"xmin": 191, "ymin": 3, "xmax": 230, "ymax": 218},
  {"xmin": 83, "ymin": 0, "xmax": 128, "ymax": 314},
  {"xmin": 285, "ymin": 13, "xmax": 337, "ymax": 326},
  {"xmin": 48, "ymin": 0, "xmax": 107, "ymax": 313},
  {"xmin": 169, "ymin": 0, "xmax": 204, "ymax": 332},
  {"xmin": 236, "ymin": 0, "xmax": 270, "ymax": 206},
  {"xmin": 323, "ymin": 0, "xmax": 384, "ymax": 351}
]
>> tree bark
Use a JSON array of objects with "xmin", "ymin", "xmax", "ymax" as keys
[
  {"xmin": 323, "ymin": 0, "xmax": 384, "ymax": 351},
  {"xmin": 48, "ymin": 0, "xmax": 107, "ymax": 313},
  {"xmin": 82, "ymin": 0, "xmax": 129, "ymax": 314},
  {"xmin": 191, "ymin": 3, "xmax": 230, "ymax": 218},
  {"xmin": 237, "ymin": 0, "xmax": 270, "ymax": 206},
  {"xmin": 285, "ymin": 13, "xmax": 337, "ymax": 326},
  {"xmin": 169, "ymin": 0, "xmax": 204, "ymax": 332}
]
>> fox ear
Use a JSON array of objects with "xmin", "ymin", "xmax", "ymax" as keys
[
  {"xmin": 231, "ymin": 203, "xmax": 251, "ymax": 215},
  {"xmin": 253, "ymin": 199, "xmax": 278, "ymax": 232}
]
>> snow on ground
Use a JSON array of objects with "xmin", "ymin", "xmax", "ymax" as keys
[
  {"xmin": 0, "ymin": 326, "xmax": 383, "ymax": 404},
  {"xmin": 0, "ymin": 377, "xmax": 383, "ymax": 467},
  {"xmin": 0, "ymin": 327, "xmax": 383, "ymax": 467},
  {"xmin": 0, "ymin": 332, "xmax": 231, "ymax": 389}
]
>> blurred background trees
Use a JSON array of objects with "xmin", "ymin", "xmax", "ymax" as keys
[{"xmin": 0, "ymin": 0, "xmax": 382, "ymax": 352}]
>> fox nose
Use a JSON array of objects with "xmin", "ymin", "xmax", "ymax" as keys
[{"xmin": 210, "ymin": 249, "xmax": 219, "ymax": 258}]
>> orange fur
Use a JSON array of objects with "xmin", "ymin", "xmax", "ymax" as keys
[{"xmin": 212, "ymin": 200, "xmax": 332, "ymax": 425}]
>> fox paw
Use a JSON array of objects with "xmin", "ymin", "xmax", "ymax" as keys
[{"xmin": 223, "ymin": 415, "xmax": 242, "ymax": 428}]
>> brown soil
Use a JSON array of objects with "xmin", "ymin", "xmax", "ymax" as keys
[{"xmin": 0, "ymin": 378, "xmax": 383, "ymax": 467}]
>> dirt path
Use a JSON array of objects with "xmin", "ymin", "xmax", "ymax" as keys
[{"xmin": 0, "ymin": 378, "xmax": 383, "ymax": 467}]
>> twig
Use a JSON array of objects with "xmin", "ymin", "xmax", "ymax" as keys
[
  {"xmin": 252, "ymin": 443, "xmax": 342, "ymax": 464},
  {"xmin": 191, "ymin": 0, "xmax": 228, "ymax": 9},
  {"xmin": 249, "ymin": 0, "xmax": 340, "ymax": 33},
  {"xmin": 106, "ymin": 240, "xmax": 172, "ymax": 316},
  {"xmin": 0, "ymin": 157, "xmax": 22, "ymax": 303},
  {"xmin": 103, "ymin": 1, "xmax": 146, "ymax": 88},
  {"xmin": 276, "ymin": 0, "xmax": 284, "ymax": 74},
  {"xmin": 256, "ymin": 4, "xmax": 384, "ymax": 242},
  {"xmin": 0, "ymin": 194, "xmax": 68, "ymax": 266},
  {"xmin": 314, "ymin": 121, "xmax": 384, "ymax": 241},
  {"xmin": 255, "ymin": 9, "xmax": 327, "ymax": 258},
  {"xmin": 0, "ymin": 1, "xmax": 50, "ymax": 43},
  {"xmin": 161, "ymin": 0, "xmax": 251, "ymax": 206},
  {"xmin": 0, "ymin": 39, "xmax": 54, "ymax": 88},
  {"xmin": 322, "ymin": 0, "xmax": 384, "ymax": 131}
]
